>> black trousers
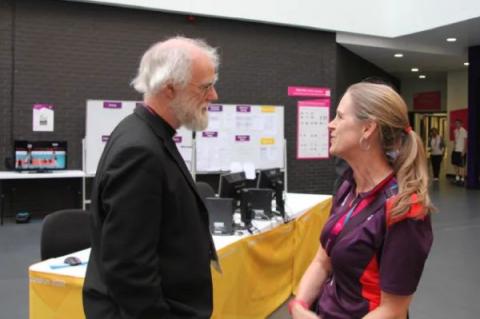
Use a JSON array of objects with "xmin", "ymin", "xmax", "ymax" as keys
[{"xmin": 431, "ymin": 155, "xmax": 443, "ymax": 178}]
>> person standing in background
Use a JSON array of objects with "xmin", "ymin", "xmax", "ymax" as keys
[
  {"xmin": 429, "ymin": 128, "xmax": 444, "ymax": 181},
  {"xmin": 451, "ymin": 119, "xmax": 468, "ymax": 185},
  {"xmin": 83, "ymin": 36, "xmax": 220, "ymax": 319}
]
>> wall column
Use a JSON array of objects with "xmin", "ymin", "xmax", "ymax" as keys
[{"xmin": 467, "ymin": 46, "xmax": 480, "ymax": 188}]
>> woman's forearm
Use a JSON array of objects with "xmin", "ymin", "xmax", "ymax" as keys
[{"xmin": 296, "ymin": 248, "xmax": 331, "ymax": 306}]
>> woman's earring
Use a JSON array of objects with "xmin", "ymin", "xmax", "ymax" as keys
[{"xmin": 359, "ymin": 136, "xmax": 371, "ymax": 151}]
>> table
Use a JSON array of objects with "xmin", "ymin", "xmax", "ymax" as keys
[
  {"xmin": 0, "ymin": 170, "xmax": 85, "ymax": 225},
  {"xmin": 29, "ymin": 193, "xmax": 332, "ymax": 319}
]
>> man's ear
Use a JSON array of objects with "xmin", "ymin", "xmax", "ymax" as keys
[{"xmin": 165, "ymin": 84, "xmax": 176, "ymax": 99}]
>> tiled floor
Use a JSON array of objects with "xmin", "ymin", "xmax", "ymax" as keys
[
  {"xmin": 269, "ymin": 178, "xmax": 480, "ymax": 319},
  {"xmin": 1, "ymin": 176, "xmax": 479, "ymax": 318}
]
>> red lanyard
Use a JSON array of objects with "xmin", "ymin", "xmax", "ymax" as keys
[{"xmin": 325, "ymin": 173, "xmax": 394, "ymax": 252}]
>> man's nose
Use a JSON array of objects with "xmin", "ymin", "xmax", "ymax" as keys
[{"xmin": 207, "ymin": 86, "xmax": 218, "ymax": 101}]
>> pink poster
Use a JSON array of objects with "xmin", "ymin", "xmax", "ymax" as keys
[
  {"xmin": 288, "ymin": 86, "xmax": 331, "ymax": 98},
  {"xmin": 298, "ymin": 99, "xmax": 330, "ymax": 107}
]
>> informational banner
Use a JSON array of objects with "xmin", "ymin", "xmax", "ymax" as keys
[
  {"xmin": 33, "ymin": 104, "xmax": 54, "ymax": 132},
  {"xmin": 297, "ymin": 100, "xmax": 330, "ymax": 159},
  {"xmin": 288, "ymin": 86, "xmax": 331, "ymax": 98},
  {"xmin": 196, "ymin": 104, "xmax": 284, "ymax": 172}
]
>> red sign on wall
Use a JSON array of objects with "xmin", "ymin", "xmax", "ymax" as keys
[{"xmin": 413, "ymin": 91, "xmax": 441, "ymax": 110}]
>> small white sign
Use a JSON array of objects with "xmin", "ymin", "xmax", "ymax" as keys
[{"xmin": 33, "ymin": 104, "xmax": 54, "ymax": 132}]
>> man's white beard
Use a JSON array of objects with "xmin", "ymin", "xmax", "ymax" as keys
[{"xmin": 171, "ymin": 93, "xmax": 208, "ymax": 131}]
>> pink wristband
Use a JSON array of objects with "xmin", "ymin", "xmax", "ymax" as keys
[{"xmin": 288, "ymin": 298, "xmax": 309, "ymax": 314}]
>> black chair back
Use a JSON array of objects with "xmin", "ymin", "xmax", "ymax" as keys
[
  {"xmin": 40, "ymin": 209, "xmax": 91, "ymax": 260},
  {"xmin": 195, "ymin": 181, "xmax": 216, "ymax": 200}
]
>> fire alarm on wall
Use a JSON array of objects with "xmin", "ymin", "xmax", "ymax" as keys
[{"xmin": 187, "ymin": 15, "xmax": 196, "ymax": 22}]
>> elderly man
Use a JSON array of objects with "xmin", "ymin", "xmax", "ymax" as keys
[{"xmin": 83, "ymin": 37, "xmax": 219, "ymax": 319}]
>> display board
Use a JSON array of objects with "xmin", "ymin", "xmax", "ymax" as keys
[
  {"xmin": 296, "ymin": 99, "xmax": 330, "ymax": 159},
  {"xmin": 196, "ymin": 104, "xmax": 284, "ymax": 172},
  {"xmin": 84, "ymin": 100, "xmax": 192, "ymax": 176}
]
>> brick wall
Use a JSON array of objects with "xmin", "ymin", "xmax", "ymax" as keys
[
  {"xmin": 0, "ymin": 0, "xmax": 13, "ymax": 166},
  {"xmin": 0, "ymin": 0, "xmax": 397, "ymax": 216}
]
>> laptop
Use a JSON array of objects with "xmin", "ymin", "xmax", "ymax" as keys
[{"xmin": 205, "ymin": 197, "xmax": 234, "ymax": 235}]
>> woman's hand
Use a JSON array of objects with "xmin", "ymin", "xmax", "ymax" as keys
[{"xmin": 291, "ymin": 303, "xmax": 320, "ymax": 319}]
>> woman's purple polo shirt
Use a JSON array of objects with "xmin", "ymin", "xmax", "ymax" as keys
[{"xmin": 317, "ymin": 171, "xmax": 433, "ymax": 318}]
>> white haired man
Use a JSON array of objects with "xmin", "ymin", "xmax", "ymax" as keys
[{"xmin": 83, "ymin": 36, "xmax": 219, "ymax": 319}]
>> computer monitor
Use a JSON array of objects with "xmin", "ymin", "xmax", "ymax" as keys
[
  {"xmin": 218, "ymin": 171, "xmax": 248, "ymax": 208},
  {"xmin": 204, "ymin": 197, "xmax": 234, "ymax": 235},
  {"xmin": 14, "ymin": 140, "xmax": 67, "ymax": 172},
  {"xmin": 256, "ymin": 168, "xmax": 285, "ymax": 218},
  {"xmin": 239, "ymin": 188, "xmax": 273, "ymax": 225}
]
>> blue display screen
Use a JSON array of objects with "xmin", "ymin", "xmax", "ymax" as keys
[{"xmin": 14, "ymin": 141, "xmax": 67, "ymax": 171}]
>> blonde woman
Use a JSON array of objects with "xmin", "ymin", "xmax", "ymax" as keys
[{"xmin": 290, "ymin": 83, "xmax": 433, "ymax": 319}]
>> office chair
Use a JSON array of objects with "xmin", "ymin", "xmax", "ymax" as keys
[
  {"xmin": 195, "ymin": 181, "xmax": 216, "ymax": 201},
  {"xmin": 40, "ymin": 209, "xmax": 91, "ymax": 260}
]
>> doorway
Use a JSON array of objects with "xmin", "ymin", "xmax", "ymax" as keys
[{"xmin": 412, "ymin": 112, "xmax": 448, "ymax": 178}]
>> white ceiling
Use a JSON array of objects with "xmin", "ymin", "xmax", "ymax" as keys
[{"xmin": 338, "ymin": 16, "xmax": 480, "ymax": 80}]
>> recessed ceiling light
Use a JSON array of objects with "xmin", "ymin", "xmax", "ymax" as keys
[
  {"xmin": 419, "ymin": 75, "xmax": 426, "ymax": 79},
  {"xmin": 446, "ymin": 37, "xmax": 457, "ymax": 42},
  {"xmin": 464, "ymin": 62, "xmax": 469, "ymax": 66},
  {"xmin": 394, "ymin": 53, "xmax": 404, "ymax": 58},
  {"xmin": 411, "ymin": 68, "xmax": 419, "ymax": 72}
]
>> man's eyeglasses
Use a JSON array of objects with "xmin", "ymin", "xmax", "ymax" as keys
[
  {"xmin": 189, "ymin": 76, "xmax": 218, "ymax": 97},
  {"xmin": 198, "ymin": 81, "xmax": 216, "ymax": 96}
]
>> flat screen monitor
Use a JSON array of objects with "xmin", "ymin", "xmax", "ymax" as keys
[
  {"xmin": 240, "ymin": 188, "xmax": 273, "ymax": 224},
  {"xmin": 14, "ymin": 140, "xmax": 67, "ymax": 172},
  {"xmin": 257, "ymin": 168, "xmax": 285, "ymax": 217},
  {"xmin": 257, "ymin": 168, "xmax": 283, "ymax": 190},
  {"xmin": 205, "ymin": 197, "xmax": 234, "ymax": 235},
  {"xmin": 218, "ymin": 171, "xmax": 248, "ymax": 207}
]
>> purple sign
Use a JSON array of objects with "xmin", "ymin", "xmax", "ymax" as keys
[
  {"xmin": 235, "ymin": 135, "xmax": 250, "ymax": 142},
  {"xmin": 103, "ymin": 101, "xmax": 122, "ymax": 109},
  {"xmin": 236, "ymin": 105, "xmax": 251, "ymax": 113},
  {"xmin": 33, "ymin": 104, "xmax": 54, "ymax": 110},
  {"xmin": 202, "ymin": 131, "xmax": 218, "ymax": 138},
  {"xmin": 173, "ymin": 136, "xmax": 182, "ymax": 143},
  {"xmin": 208, "ymin": 104, "xmax": 223, "ymax": 112},
  {"xmin": 101, "ymin": 135, "xmax": 110, "ymax": 142}
]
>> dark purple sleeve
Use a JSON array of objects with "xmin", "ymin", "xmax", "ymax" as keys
[{"xmin": 380, "ymin": 216, "xmax": 433, "ymax": 295}]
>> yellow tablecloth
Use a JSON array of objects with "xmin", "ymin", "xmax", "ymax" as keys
[{"xmin": 29, "ymin": 195, "xmax": 332, "ymax": 319}]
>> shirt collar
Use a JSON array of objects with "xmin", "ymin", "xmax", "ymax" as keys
[
  {"xmin": 143, "ymin": 104, "xmax": 176, "ymax": 138},
  {"xmin": 352, "ymin": 172, "xmax": 395, "ymax": 199}
]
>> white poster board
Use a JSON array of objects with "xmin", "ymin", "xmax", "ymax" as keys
[
  {"xmin": 196, "ymin": 104, "xmax": 284, "ymax": 172},
  {"xmin": 84, "ymin": 100, "xmax": 192, "ymax": 176},
  {"xmin": 33, "ymin": 104, "xmax": 54, "ymax": 132},
  {"xmin": 296, "ymin": 100, "xmax": 330, "ymax": 159}
]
